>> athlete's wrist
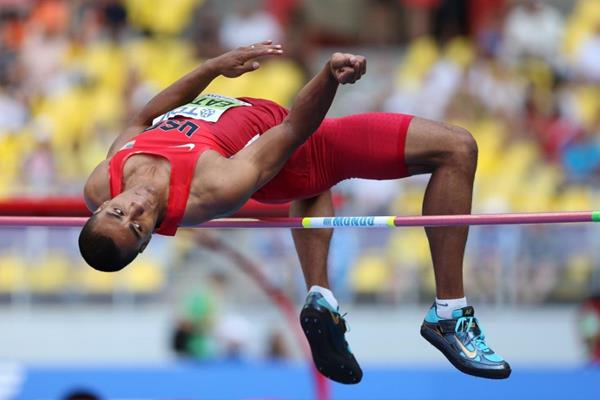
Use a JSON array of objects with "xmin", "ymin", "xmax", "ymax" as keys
[
  {"xmin": 324, "ymin": 61, "xmax": 338, "ymax": 83},
  {"xmin": 200, "ymin": 59, "xmax": 222, "ymax": 79}
]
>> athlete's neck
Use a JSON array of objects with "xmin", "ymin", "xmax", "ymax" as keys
[{"xmin": 123, "ymin": 163, "xmax": 170, "ymax": 225}]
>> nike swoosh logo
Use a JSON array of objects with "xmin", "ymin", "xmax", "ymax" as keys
[
  {"xmin": 454, "ymin": 335, "xmax": 479, "ymax": 359},
  {"xmin": 244, "ymin": 134, "xmax": 260, "ymax": 148},
  {"xmin": 328, "ymin": 309, "xmax": 340, "ymax": 325},
  {"xmin": 436, "ymin": 302, "xmax": 449, "ymax": 307},
  {"xmin": 171, "ymin": 143, "xmax": 195, "ymax": 151}
]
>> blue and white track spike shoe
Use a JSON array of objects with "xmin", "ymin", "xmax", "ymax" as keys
[
  {"xmin": 421, "ymin": 303, "xmax": 511, "ymax": 379},
  {"xmin": 300, "ymin": 292, "xmax": 362, "ymax": 384}
]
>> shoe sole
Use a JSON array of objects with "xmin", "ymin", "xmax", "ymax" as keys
[
  {"xmin": 421, "ymin": 324, "xmax": 511, "ymax": 379},
  {"xmin": 300, "ymin": 307, "xmax": 362, "ymax": 384}
]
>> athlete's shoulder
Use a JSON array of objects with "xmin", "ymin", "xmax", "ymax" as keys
[{"xmin": 83, "ymin": 160, "xmax": 110, "ymax": 211}]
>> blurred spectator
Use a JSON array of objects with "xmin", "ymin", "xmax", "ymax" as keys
[
  {"xmin": 267, "ymin": 329, "xmax": 291, "ymax": 359},
  {"xmin": 100, "ymin": 0, "xmax": 128, "ymax": 40},
  {"xmin": 561, "ymin": 125, "xmax": 600, "ymax": 184},
  {"xmin": 538, "ymin": 106, "xmax": 580, "ymax": 162},
  {"xmin": 470, "ymin": 0, "xmax": 506, "ymax": 56},
  {"xmin": 265, "ymin": 0, "xmax": 300, "ymax": 28},
  {"xmin": 190, "ymin": 1, "xmax": 223, "ymax": 59},
  {"xmin": 0, "ymin": 6, "xmax": 26, "ymax": 84},
  {"xmin": 432, "ymin": 0, "xmax": 469, "ymax": 43},
  {"xmin": 19, "ymin": 0, "xmax": 70, "ymax": 96},
  {"xmin": 214, "ymin": 313, "xmax": 255, "ymax": 359},
  {"xmin": 465, "ymin": 55, "xmax": 526, "ymax": 118},
  {"xmin": 21, "ymin": 134, "xmax": 57, "ymax": 195},
  {"xmin": 574, "ymin": 22, "xmax": 600, "ymax": 82},
  {"xmin": 171, "ymin": 271, "xmax": 260, "ymax": 360},
  {"xmin": 578, "ymin": 293, "xmax": 600, "ymax": 363},
  {"xmin": 362, "ymin": 0, "xmax": 401, "ymax": 45},
  {"xmin": 171, "ymin": 288, "xmax": 216, "ymax": 360},
  {"xmin": 0, "ymin": 88, "xmax": 27, "ymax": 132},
  {"xmin": 219, "ymin": 1, "xmax": 282, "ymax": 49},
  {"xmin": 401, "ymin": 0, "xmax": 441, "ymax": 39},
  {"xmin": 501, "ymin": 0, "xmax": 564, "ymax": 66}
]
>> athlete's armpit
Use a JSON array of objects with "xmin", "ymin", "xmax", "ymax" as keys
[{"xmin": 107, "ymin": 125, "xmax": 148, "ymax": 159}]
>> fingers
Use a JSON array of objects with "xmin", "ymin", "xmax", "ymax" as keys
[
  {"xmin": 337, "ymin": 67, "xmax": 356, "ymax": 84},
  {"xmin": 244, "ymin": 41, "xmax": 283, "ymax": 59},
  {"xmin": 241, "ymin": 60, "xmax": 261, "ymax": 74},
  {"xmin": 330, "ymin": 53, "xmax": 367, "ymax": 84}
]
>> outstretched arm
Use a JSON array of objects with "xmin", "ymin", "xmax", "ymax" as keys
[
  {"xmin": 207, "ymin": 52, "xmax": 366, "ymax": 215},
  {"xmin": 106, "ymin": 41, "xmax": 283, "ymax": 158},
  {"xmin": 84, "ymin": 41, "xmax": 283, "ymax": 209},
  {"xmin": 235, "ymin": 52, "xmax": 366, "ymax": 180}
]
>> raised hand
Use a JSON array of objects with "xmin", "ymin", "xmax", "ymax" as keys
[
  {"xmin": 206, "ymin": 40, "xmax": 284, "ymax": 78},
  {"xmin": 329, "ymin": 52, "xmax": 367, "ymax": 84}
]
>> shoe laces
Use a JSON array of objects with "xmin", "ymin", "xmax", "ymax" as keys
[
  {"xmin": 340, "ymin": 312, "xmax": 350, "ymax": 333},
  {"xmin": 454, "ymin": 316, "xmax": 489, "ymax": 352}
]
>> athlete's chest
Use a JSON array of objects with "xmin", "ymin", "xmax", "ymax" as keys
[{"xmin": 121, "ymin": 154, "xmax": 171, "ymax": 184}]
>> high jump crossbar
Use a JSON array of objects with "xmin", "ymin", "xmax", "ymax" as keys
[{"xmin": 0, "ymin": 211, "xmax": 598, "ymax": 228}]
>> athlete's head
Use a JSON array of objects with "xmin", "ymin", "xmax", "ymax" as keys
[{"xmin": 79, "ymin": 189, "xmax": 159, "ymax": 272}]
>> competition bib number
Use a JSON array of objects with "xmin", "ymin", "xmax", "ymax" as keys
[{"xmin": 152, "ymin": 94, "xmax": 251, "ymax": 124}]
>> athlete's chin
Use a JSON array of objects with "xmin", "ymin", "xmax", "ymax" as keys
[{"xmin": 131, "ymin": 188, "xmax": 157, "ymax": 206}]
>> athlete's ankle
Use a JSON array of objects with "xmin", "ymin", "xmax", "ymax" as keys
[
  {"xmin": 435, "ymin": 297, "xmax": 467, "ymax": 319},
  {"xmin": 308, "ymin": 285, "xmax": 339, "ymax": 310}
]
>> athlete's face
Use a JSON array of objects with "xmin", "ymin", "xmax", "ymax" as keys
[{"xmin": 93, "ymin": 190, "xmax": 158, "ymax": 254}]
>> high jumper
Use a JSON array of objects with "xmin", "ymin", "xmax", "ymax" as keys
[{"xmin": 78, "ymin": 41, "xmax": 510, "ymax": 382}]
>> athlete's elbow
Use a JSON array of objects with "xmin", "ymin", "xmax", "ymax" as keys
[{"xmin": 281, "ymin": 117, "xmax": 312, "ymax": 145}]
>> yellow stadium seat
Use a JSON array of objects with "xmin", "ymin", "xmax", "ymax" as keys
[
  {"xmin": 78, "ymin": 264, "xmax": 116, "ymax": 295},
  {"xmin": 469, "ymin": 119, "xmax": 504, "ymax": 179},
  {"xmin": 485, "ymin": 141, "xmax": 538, "ymax": 209},
  {"xmin": 553, "ymin": 254, "xmax": 593, "ymax": 300},
  {"xmin": 349, "ymin": 252, "xmax": 392, "ymax": 295},
  {"xmin": 206, "ymin": 59, "xmax": 305, "ymax": 106},
  {"xmin": 390, "ymin": 184, "xmax": 424, "ymax": 215},
  {"xmin": 126, "ymin": 38, "xmax": 197, "ymax": 87},
  {"xmin": 395, "ymin": 36, "xmax": 440, "ymax": 89},
  {"xmin": 386, "ymin": 229, "xmax": 430, "ymax": 267},
  {"xmin": 125, "ymin": 0, "xmax": 204, "ymax": 35},
  {"xmin": 80, "ymin": 42, "xmax": 127, "ymax": 92},
  {"xmin": 444, "ymin": 37, "xmax": 475, "ymax": 68},
  {"xmin": 37, "ymin": 88, "xmax": 92, "ymax": 149},
  {"xmin": 512, "ymin": 165, "xmax": 561, "ymax": 211},
  {"xmin": 573, "ymin": 86, "xmax": 600, "ymax": 128},
  {"xmin": 121, "ymin": 260, "xmax": 165, "ymax": 295},
  {"xmin": 88, "ymin": 87, "xmax": 125, "ymax": 127},
  {"xmin": 0, "ymin": 134, "xmax": 26, "ymax": 196},
  {"xmin": 520, "ymin": 59, "xmax": 553, "ymax": 91},
  {"xmin": 563, "ymin": 0, "xmax": 600, "ymax": 57},
  {"xmin": 78, "ymin": 137, "xmax": 108, "ymax": 177},
  {"xmin": 28, "ymin": 252, "xmax": 71, "ymax": 295},
  {"xmin": 0, "ymin": 253, "xmax": 28, "ymax": 294},
  {"xmin": 553, "ymin": 186, "xmax": 593, "ymax": 211}
]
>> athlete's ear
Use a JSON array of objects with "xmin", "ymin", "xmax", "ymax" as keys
[
  {"xmin": 139, "ymin": 235, "xmax": 152, "ymax": 254},
  {"xmin": 93, "ymin": 201, "xmax": 110, "ymax": 214}
]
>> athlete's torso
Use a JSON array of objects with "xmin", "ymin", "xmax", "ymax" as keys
[{"xmin": 108, "ymin": 94, "xmax": 288, "ymax": 235}]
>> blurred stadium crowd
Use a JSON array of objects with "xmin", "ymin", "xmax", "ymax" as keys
[{"xmin": 1, "ymin": 0, "xmax": 600, "ymax": 360}]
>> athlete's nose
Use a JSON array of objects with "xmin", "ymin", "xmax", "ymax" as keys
[{"xmin": 129, "ymin": 202, "xmax": 145, "ymax": 217}]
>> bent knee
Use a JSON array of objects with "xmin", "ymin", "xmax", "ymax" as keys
[{"xmin": 446, "ymin": 126, "xmax": 478, "ymax": 165}]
